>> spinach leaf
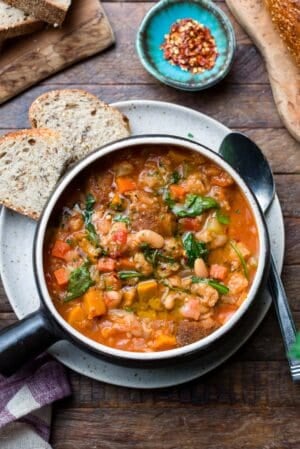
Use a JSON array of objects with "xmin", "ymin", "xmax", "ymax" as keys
[
  {"xmin": 216, "ymin": 210, "xmax": 230, "ymax": 225},
  {"xmin": 83, "ymin": 193, "xmax": 99, "ymax": 246},
  {"xmin": 230, "ymin": 241, "xmax": 249, "ymax": 279},
  {"xmin": 163, "ymin": 189, "xmax": 175, "ymax": 208},
  {"xmin": 191, "ymin": 276, "xmax": 229, "ymax": 295},
  {"xmin": 182, "ymin": 232, "xmax": 208, "ymax": 267},
  {"xmin": 289, "ymin": 333, "xmax": 300, "ymax": 360},
  {"xmin": 141, "ymin": 244, "xmax": 175, "ymax": 267},
  {"xmin": 118, "ymin": 271, "xmax": 145, "ymax": 280},
  {"xmin": 169, "ymin": 171, "xmax": 181, "ymax": 184},
  {"xmin": 172, "ymin": 194, "xmax": 219, "ymax": 217},
  {"xmin": 113, "ymin": 214, "xmax": 130, "ymax": 225},
  {"xmin": 65, "ymin": 262, "xmax": 94, "ymax": 302}
]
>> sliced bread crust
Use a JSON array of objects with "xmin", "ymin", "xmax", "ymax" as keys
[
  {"xmin": 2, "ymin": 0, "xmax": 71, "ymax": 25},
  {"xmin": 0, "ymin": 129, "xmax": 71, "ymax": 219},
  {"xmin": 29, "ymin": 89, "xmax": 130, "ymax": 163},
  {"xmin": 0, "ymin": 0, "xmax": 43, "ymax": 40}
]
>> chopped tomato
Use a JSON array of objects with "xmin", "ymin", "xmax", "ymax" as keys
[
  {"xmin": 112, "ymin": 229, "xmax": 128, "ymax": 245},
  {"xmin": 210, "ymin": 264, "xmax": 228, "ymax": 281},
  {"xmin": 181, "ymin": 218, "xmax": 201, "ymax": 231},
  {"xmin": 116, "ymin": 176, "xmax": 136, "ymax": 193},
  {"xmin": 98, "ymin": 258, "xmax": 116, "ymax": 272},
  {"xmin": 51, "ymin": 240, "xmax": 71, "ymax": 260},
  {"xmin": 169, "ymin": 184, "xmax": 186, "ymax": 200},
  {"xmin": 53, "ymin": 268, "xmax": 69, "ymax": 287}
]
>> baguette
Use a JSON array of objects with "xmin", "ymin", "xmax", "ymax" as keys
[
  {"xmin": 0, "ymin": 129, "xmax": 71, "ymax": 220},
  {"xmin": 2, "ymin": 0, "xmax": 71, "ymax": 26},
  {"xmin": 29, "ymin": 89, "xmax": 130, "ymax": 163},
  {"xmin": 0, "ymin": 0, "xmax": 43, "ymax": 40},
  {"xmin": 265, "ymin": 0, "xmax": 300, "ymax": 66}
]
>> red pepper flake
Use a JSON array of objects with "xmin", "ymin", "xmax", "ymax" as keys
[{"xmin": 161, "ymin": 18, "xmax": 218, "ymax": 74}]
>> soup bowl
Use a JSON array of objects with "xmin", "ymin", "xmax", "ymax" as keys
[{"xmin": 0, "ymin": 135, "xmax": 270, "ymax": 375}]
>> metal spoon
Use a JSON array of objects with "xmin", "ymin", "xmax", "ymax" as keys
[{"xmin": 219, "ymin": 132, "xmax": 299, "ymax": 382}]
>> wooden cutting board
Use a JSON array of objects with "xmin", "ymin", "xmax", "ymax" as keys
[
  {"xmin": 0, "ymin": 0, "xmax": 114, "ymax": 104},
  {"xmin": 225, "ymin": 0, "xmax": 300, "ymax": 143}
]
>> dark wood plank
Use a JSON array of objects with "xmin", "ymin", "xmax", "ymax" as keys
[
  {"xmin": 50, "ymin": 406, "xmax": 300, "ymax": 449},
  {"xmin": 61, "ymin": 359, "xmax": 300, "ymax": 408},
  {"xmin": 0, "ymin": 83, "xmax": 283, "ymax": 129}
]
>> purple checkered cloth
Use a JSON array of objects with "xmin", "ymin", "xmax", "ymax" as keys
[{"xmin": 0, "ymin": 354, "xmax": 71, "ymax": 448}]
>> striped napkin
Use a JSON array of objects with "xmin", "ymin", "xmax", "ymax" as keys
[{"xmin": 0, "ymin": 354, "xmax": 71, "ymax": 448}]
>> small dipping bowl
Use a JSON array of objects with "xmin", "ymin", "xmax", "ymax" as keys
[{"xmin": 136, "ymin": 0, "xmax": 236, "ymax": 91}]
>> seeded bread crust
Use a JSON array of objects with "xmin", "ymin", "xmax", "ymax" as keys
[
  {"xmin": 2, "ymin": 0, "xmax": 71, "ymax": 25},
  {"xmin": 0, "ymin": 129, "xmax": 71, "ymax": 220},
  {"xmin": 0, "ymin": 0, "xmax": 43, "ymax": 40},
  {"xmin": 265, "ymin": 0, "xmax": 300, "ymax": 67},
  {"xmin": 29, "ymin": 89, "xmax": 131, "ymax": 163}
]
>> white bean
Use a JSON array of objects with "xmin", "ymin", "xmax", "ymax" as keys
[
  {"xmin": 136, "ymin": 230, "xmax": 164, "ymax": 248},
  {"xmin": 194, "ymin": 258, "xmax": 209, "ymax": 278}
]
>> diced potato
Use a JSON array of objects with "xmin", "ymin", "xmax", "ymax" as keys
[
  {"xmin": 137, "ymin": 279, "xmax": 158, "ymax": 301},
  {"xmin": 83, "ymin": 288, "xmax": 106, "ymax": 319},
  {"xmin": 149, "ymin": 297, "xmax": 163, "ymax": 311},
  {"xmin": 67, "ymin": 305, "xmax": 86, "ymax": 326},
  {"xmin": 123, "ymin": 287, "xmax": 137, "ymax": 306}
]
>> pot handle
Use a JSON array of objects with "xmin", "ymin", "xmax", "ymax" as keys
[{"xmin": 0, "ymin": 309, "xmax": 60, "ymax": 377}]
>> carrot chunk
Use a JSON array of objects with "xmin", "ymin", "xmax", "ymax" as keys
[
  {"xmin": 53, "ymin": 268, "xmax": 69, "ymax": 287},
  {"xmin": 117, "ymin": 257, "xmax": 135, "ymax": 269},
  {"xmin": 83, "ymin": 288, "xmax": 106, "ymax": 319},
  {"xmin": 169, "ymin": 184, "xmax": 186, "ymax": 200},
  {"xmin": 51, "ymin": 240, "xmax": 71, "ymax": 260},
  {"xmin": 98, "ymin": 258, "xmax": 116, "ymax": 272},
  {"xmin": 210, "ymin": 264, "xmax": 228, "ymax": 281},
  {"xmin": 152, "ymin": 335, "xmax": 177, "ymax": 350},
  {"xmin": 116, "ymin": 176, "xmax": 136, "ymax": 193}
]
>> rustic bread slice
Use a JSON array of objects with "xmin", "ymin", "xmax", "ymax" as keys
[
  {"xmin": 0, "ymin": 0, "xmax": 43, "ymax": 40},
  {"xmin": 29, "ymin": 89, "xmax": 130, "ymax": 162},
  {"xmin": 0, "ymin": 129, "xmax": 71, "ymax": 220},
  {"xmin": 2, "ymin": 0, "xmax": 71, "ymax": 26}
]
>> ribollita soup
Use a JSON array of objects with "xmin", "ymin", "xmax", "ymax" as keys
[{"xmin": 44, "ymin": 146, "xmax": 259, "ymax": 352}]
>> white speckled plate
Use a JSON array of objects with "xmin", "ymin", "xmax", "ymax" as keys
[{"xmin": 0, "ymin": 101, "xmax": 284, "ymax": 388}]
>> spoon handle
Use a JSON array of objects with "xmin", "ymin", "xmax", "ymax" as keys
[{"xmin": 267, "ymin": 254, "xmax": 299, "ymax": 380}]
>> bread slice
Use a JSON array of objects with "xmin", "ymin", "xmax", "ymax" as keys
[
  {"xmin": 0, "ymin": 0, "xmax": 43, "ymax": 40},
  {"xmin": 29, "ymin": 89, "xmax": 131, "ymax": 163},
  {"xmin": 0, "ymin": 129, "xmax": 71, "ymax": 220},
  {"xmin": 2, "ymin": 0, "xmax": 71, "ymax": 26}
]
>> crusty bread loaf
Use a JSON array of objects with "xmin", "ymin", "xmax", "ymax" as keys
[
  {"xmin": 0, "ymin": 0, "xmax": 43, "ymax": 40},
  {"xmin": 29, "ymin": 89, "xmax": 130, "ymax": 163},
  {"xmin": 265, "ymin": 0, "xmax": 300, "ymax": 66},
  {"xmin": 2, "ymin": 0, "xmax": 71, "ymax": 26},
  {"xmin": 0, "ymin": 129, "xmax": 71, "ymax": 220}
]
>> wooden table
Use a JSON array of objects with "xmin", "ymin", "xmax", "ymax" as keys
[{"xmin": 0, "ymin": 1, "xmax": 300, "ymax": 447}]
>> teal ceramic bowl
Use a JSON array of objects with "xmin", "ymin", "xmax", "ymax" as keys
[{"xmin": 136, "ymin": 0, "xmax": 236, "ymax": 91}]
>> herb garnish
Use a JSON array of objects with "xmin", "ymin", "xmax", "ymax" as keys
[
  {"xmin": 230, "ymin": 240, "xmax": 249, "ymax": 279},
  {"xmin": 170, "ymin": 194, "xmax": 219, "ymax": 218},
  {"xmin": 65, "ymin": 262, "xmax": 94, "ymax": 302},
  {"xmin": 169, "ymin": 171, "xmax": 181, "ymax": 184},
  {"xmin": 118, "ymin": 271, "xmax": 145, "ymax": 280},
  {"xmin": 141, "ymin": 243, "xmax": 176, "ymax": 267},
  {"xmin": 191, "ymin": 276, "xmax": 229, "ymax": 295},
  {"xmin": 216, "ymin": 210, "xmax": 230, "ymax": 225},
  {"xmin": 182, "ymin": 232, "xmax": 208, "ymax": 267},
  {"xmin": 83, "ymin": 193, "xmax": 99, "ymax": 246},
  {"xmin": 113, "ymin": 214, "xmax": 130, "ymax": 225}
]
